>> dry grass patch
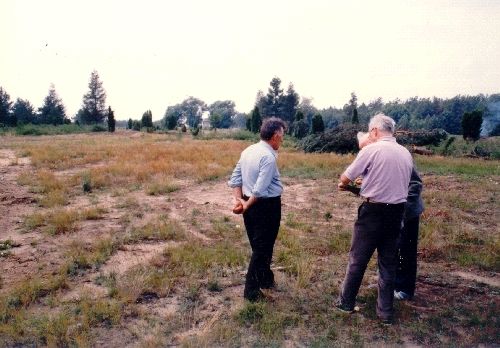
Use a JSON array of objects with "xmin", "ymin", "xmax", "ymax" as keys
[
  {"xmin": 126, "ymin": 216, "xmax": 186, "ymax": 243},
  {"xmin": 24, "ymin": 206, "xmax": 107, "ymax": 235}
]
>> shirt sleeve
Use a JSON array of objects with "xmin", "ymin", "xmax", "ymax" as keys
[
  {"xmin": 227, "ymin": 160, "xmax": 242, "ymax": 188},
  {"xmin": 343, "ymin": 149, "xmax": 370, "ymax": 181},
  {"xmin": 251, "ymin": 155, "xmax": 276, "ymax": 197}
]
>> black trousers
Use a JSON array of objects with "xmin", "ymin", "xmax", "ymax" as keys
[
  {"xmin": 395, "ymin": 216, "xmax": 420, "ymax": 297},
  {"xmin": 242, "ymin": 196, "xmax": 281, "ymax": 298},
  {"xmin": 339, "ymin": 202, "xmax": 405, "ymax": 320}
]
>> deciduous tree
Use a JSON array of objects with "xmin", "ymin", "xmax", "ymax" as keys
[{"xmin": 208, "ymin": 100, "xmax": 235, "ymax": 128}]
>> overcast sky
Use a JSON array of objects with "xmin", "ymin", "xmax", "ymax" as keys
[{"xmin": 1, "ymin": 0, "xmax": 499, "ymax": 121}]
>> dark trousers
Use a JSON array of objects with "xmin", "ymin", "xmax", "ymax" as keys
[
  {"xmin": 395, "ymin": 216, "xmax": 420, "ymax": 297},
  {"xmin": 339, "ymin": 202, "xmax": 405, "ymax": 320},
  {"xmin": 242, "ymin": 196, "xmax": 281, "ymax": 298}
]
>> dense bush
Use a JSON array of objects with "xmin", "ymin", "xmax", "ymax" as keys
[
  {"xmin": 395, "ymin": 129, "xmax": 448, "ymax": 146},
  {"xmin": 299, "ymin": 124, "xmax": 362, "ymax": 153}
]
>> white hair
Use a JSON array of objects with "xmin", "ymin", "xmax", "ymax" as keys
[{"xmin": 369, "ymin": 113, "xmax": 396, "ymax": 134}]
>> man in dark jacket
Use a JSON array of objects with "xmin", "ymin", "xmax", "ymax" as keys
[{"xmin": 394, "ymin": 168, "xmax": 424, "ymax": 300}]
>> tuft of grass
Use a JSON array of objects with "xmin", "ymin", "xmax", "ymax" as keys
[
  {"xmin": 126, "ymin": 217, "xmax": 185, "ymax": 243},
  {"xmin": 327, "ymin": 227, "xmax": 352, "ymax": 254},
  {"xmin": 38, "ymin": 189, "xmax": 68, "ymax": 208},
  {"xmin": 145, "ymin": 180, "xmax": 179, "ymax": 196},
  {"xmin": 44, "ymin": 209, "xmax": 80, "ymax": 235}
]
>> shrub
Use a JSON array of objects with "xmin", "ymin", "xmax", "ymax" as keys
[
  {"xmin": 298, "ymin": 124, "xmax": 362, "ymax": 153},
  {"xmin": 395, "ymin": 129, "xmax": 448, "ymax": 146},
  {"xmin": 91, "ymin": 125, "xmax": 107, "ymax": 132}
]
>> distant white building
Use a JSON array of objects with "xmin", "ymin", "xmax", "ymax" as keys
[{"xmin": 201, "ymin": 111, "xmax": 211, "ymax": 129}]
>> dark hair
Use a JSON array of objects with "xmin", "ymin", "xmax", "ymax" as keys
[{"xmin": 260, "ymin": 117, "xmax": 286, "ymax": 141}]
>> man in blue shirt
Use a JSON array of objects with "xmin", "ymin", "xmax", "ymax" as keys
[{"xmin": 228, "ymin": 117, "xmax": 286, "ymax": 302}]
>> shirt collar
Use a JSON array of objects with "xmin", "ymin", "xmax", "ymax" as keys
[
  {"xmin": 259, "ymin": 140, "xmax": 278, "ymax": 157},
  {"xmin": 378, "ymin": 136, "xmax": 397, "ymax": 142}
]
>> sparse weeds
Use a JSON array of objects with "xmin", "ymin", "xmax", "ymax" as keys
[
  {"xmin": 146, "ymin": 179, "xmax": 179, "ymax": 196},
  {"xmin": 23, "ymin": 206, "xmax": 107, "ymax": 235},
  {"xmin": 126, "ymin": 216, "xmax": 185, "ymax": 242}
]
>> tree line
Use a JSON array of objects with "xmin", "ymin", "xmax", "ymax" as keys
[{"xmin": 1, "ymin": 73, "xmax": 499, "ymax": 137}]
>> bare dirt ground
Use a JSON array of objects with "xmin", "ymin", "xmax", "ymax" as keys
[{"xmin": 0, "ymin": 144, "xmax": 499, "ymax": 346}]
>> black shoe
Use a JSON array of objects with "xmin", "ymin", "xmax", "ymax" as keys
[
  {"xmin": 260, "ymin": 281, "xmax": 276, "ymax": 290},
  {"xmin": 244, "ymin": 290, "xmax": 265, "ymax": 302},
  {"xmin": 334, "ymin": 299, "xmax": 355, "ymax": 314},
  {"xmin": 378, "ymin": 316, "xmax": 394, "ymax": 325}
]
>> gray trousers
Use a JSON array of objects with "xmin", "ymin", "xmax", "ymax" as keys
[{"xmin": 339, "ymin": 202, "xmax": 405, "ymax": 320}]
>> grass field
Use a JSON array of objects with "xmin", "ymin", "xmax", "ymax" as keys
[{"xmin": 0, "ymin": 130, "xmax": 498, "ymax": 347}]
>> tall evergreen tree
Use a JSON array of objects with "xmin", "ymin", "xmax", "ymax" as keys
[
  {"xmin": 107, "ymin": 106, "xmax": 116, "ymax": 132},
  {"xmin": 81, "ymin": 70, "xmax": 107, "ymax": 124},
  {"xmin": 260, "ymin": 77, "xmax": 284, "ymax": 118},
  {"xmin": 0, "ymin": 87, "xmax": 13, "ymax": 126},
  {"xmin": 39, "ymin": 84, "xmax": 67, "ymax": 125},
  {"xmin": 127, "ymin": 118, "xmax": 133, "ymax": 130},
  {"xmin": 352, "ymin": 108, "xmax": 359, "ymax": 124},
  {"xmin": 343, "ymin": 92, "xmax": 358, "ymax": 123},
  {"xmin": 311, "ymin": 113, "xmax": 325, "ymax": 133},
  {"xmin": 281, "ymin": 83, "xmax": 300, "ymax": 125},
  {"xmin": 461, "ymin": 110, "xmax": 483, "ymax": 141},
  {"xmin": 291, "ymin": 110, "xmax": 309, "ymax": 139},
  {"xmin": 250, "ymin": 106, "xmax": 262, "ymax": 133},
  {"xmin": 12, "ymin": 98, "xmax": 36, "ymax": 125},
  {"xmin": 141, "ymin": 110, "xmax": 153, "ymax": 128}
]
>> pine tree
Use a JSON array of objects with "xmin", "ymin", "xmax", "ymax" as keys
[
  {"xmin": 12, "ymin": 98, "xmax": 36, "ymax": 125},
  {"xmin": 311, "ymin": 113, "xmax": 325, "ymax": 133},
  {"xmin": 0, "ymin": 87, "xmax": 13, "ymax": 126},
  {"xmin": 127, "ymin": 118, "xmax": 133, "ymax": 130},
  {"xmin": 250, "ymin": 107, "xmax": 262, "ymax": 133},
  {"xmin": 107, "ymin": 106, "xmax": 116, "ymax": 132},
  {"xmin": 141, "ymin": 110, "xmax": 153, "ymax": 128},
  {"xmin": 461, "ymin": 110, "xmax": 482, "ymax": 141},
  {"xmin": 81, "ymin": 70, "xmax": 107, "ymax": 124},
  {"xmin": 39, "ymin": 84, "xmax": 66, "ymax": 125},
  {"xmin": 352, "ymin": 108, "xmax": 359, "ymax": 124}
]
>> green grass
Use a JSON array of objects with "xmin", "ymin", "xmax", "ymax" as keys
[
  {"xmin": 126, "ymin": 217, "xmax": 186, "ymax": 242},
  {"xmin": 415, "ymin": 155, "xmax": 500, "ymax": 176}
]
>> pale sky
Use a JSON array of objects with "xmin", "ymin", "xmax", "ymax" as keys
[{"xmin": 1, "ymin": 0, "xmax": 499, "ymax": 121}]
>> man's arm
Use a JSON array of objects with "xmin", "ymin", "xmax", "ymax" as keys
[
  {"xmin": 241, "ymin": 155, "xmax": 275, "ymax": 212},
  {"xmin": 338, "ymin": 174, "xmax": 352, "ymax": 191}
]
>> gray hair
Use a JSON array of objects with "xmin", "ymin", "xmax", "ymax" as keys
[
  {"xmin": 368, "ymin": 113, "xmax": 396, "ymax": 134},
  {"xmin": 260, "ymin": 117, "xmax": 286, "ymax": 140}
]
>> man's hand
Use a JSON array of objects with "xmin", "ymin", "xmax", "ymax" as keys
[{"xmin": 338, "ymin": 174, "xmax": 352, "ymax": 191}]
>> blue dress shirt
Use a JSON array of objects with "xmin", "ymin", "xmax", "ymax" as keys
[{"xmin": 228, "ymin": 140, "xmax": 283, "ymax": 198}]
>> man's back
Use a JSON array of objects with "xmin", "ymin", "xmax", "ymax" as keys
[{"xmin": 344, "ymin": 137, "xmax": 413, "ymax": 204}]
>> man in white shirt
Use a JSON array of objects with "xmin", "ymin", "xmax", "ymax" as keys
[
  {"xmin": 228, "ymin": 117, "xmax": 286, "ymax": 302},
  {"xmin": 336, "ymin": 113, "xmax": 413, "ymax": 324}
]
